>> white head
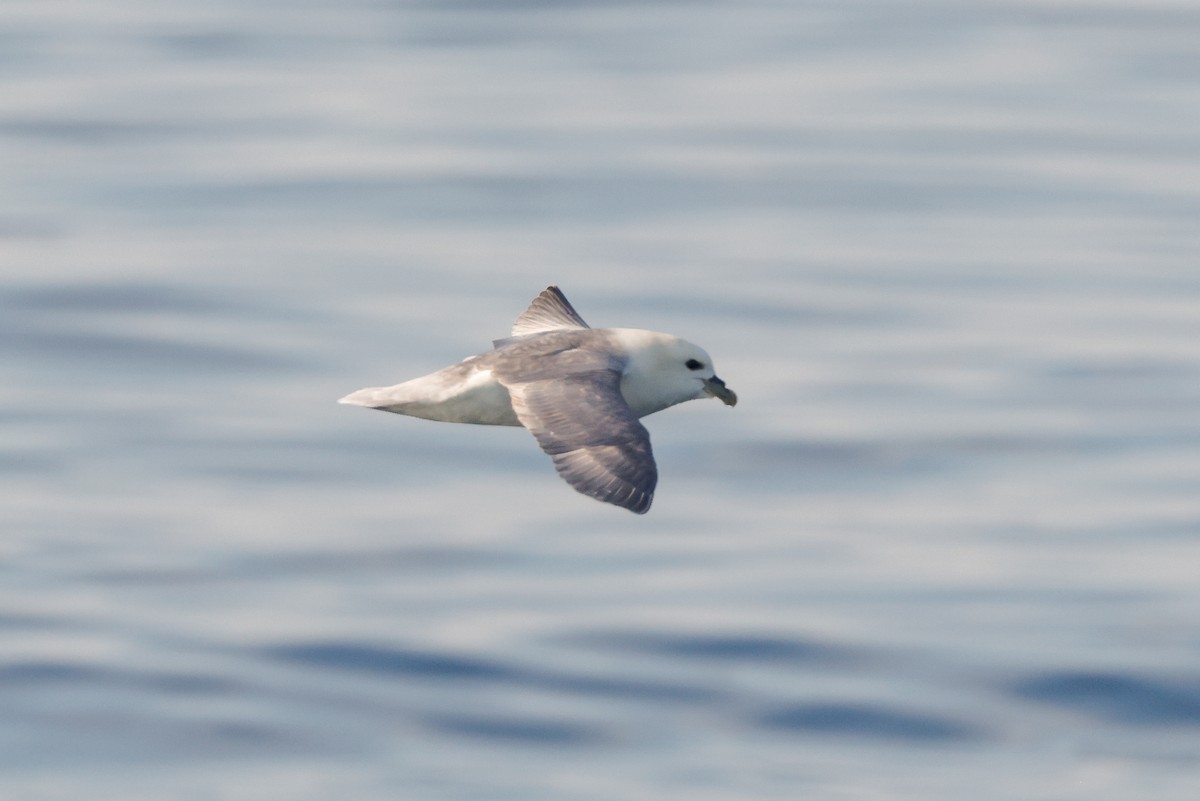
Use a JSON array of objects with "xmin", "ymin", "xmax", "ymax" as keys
[{"xmin": 608, "ymin": 329, "xmax": 738, "ymax": 418}]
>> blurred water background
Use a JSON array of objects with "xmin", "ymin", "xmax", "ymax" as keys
[{"xmin": 2, "ymin": 1, "xmax": 1199, "ymax": 799}]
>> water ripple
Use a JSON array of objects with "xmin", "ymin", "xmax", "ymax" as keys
[
  {"xmin": 421, "ymin": 713, "xmax": 606, "ymax": 746},
  {"xmin": 1011, "ymin": 670, "xmax": 1200, "ymax": 726},
  {"xmin": 755, "ymin": 702, "xmax": 985, "ymax": 743},
  {"xmin": 0, "ymin": 660, "xmax": 241, "ymax": 697},
  {"xmin": 560, "ymin": 629, "xmax": 862, "ymax": 666},
  {"xmin": 265, "ymin": 640, "xmax": 722, "ymax": 705},
  {"xmin": 269, "ymin": 642, "xmax": 513, "ymax": 682}
]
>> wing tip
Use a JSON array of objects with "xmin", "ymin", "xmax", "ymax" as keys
[
  {"xmin": 579, "ymin": 484, "xmax": 653, "ymax": 514},
  {"xmin": 511, "ymin": 286, "xmax": 591, "ymax": 337},
  {"xmin": 628, "ymin": 496, "xmax": 653, "ymax": 514}
]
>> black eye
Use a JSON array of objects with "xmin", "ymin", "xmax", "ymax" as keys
[{"xmin": 685, "ymin": 358, "xmax": 704, "ymax": 370}]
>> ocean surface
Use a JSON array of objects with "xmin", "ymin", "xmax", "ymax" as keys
[{"xmin": 2, "ymin": 1, "xmax": 1199, "ymax": 799}]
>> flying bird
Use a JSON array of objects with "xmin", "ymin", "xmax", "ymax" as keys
[{"xmin": 339, "ymin": 286, "xmax": 736, "ymax": 513}]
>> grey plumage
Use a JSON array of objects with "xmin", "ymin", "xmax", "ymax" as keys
[
  {"xmin": 340, "ymin": 286, "xmax": 735, "ymax": 514},
  {"xmin": 491, "ymin": 330, "xmax": 655, "ymax": 514}
]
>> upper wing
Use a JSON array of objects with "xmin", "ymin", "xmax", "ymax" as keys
[
  {"xmin": 509, "ymin": 286, "xmax": 591, "ymax": 338},
  {"xmin": 489, "ymin": 332, "xmax": 657, "ymax": 514}
]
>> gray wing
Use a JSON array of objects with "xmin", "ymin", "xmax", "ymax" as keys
[
  {"xmin": 509, "ymin": 286, "xmax": 591, "ymax": 338},
  {"xmin": 489, "ymin": 332, "xmax": 656, "ymax": 514}
]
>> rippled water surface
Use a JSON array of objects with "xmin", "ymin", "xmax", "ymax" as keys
[{"xmin": 3, "ymin": 1, "xmax": 1199, "ymax": 799}]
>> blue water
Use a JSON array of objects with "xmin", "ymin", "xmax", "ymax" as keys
[{"xmin": 3, "ymin": 1, "xmax": 1199, "ymax": 799}]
